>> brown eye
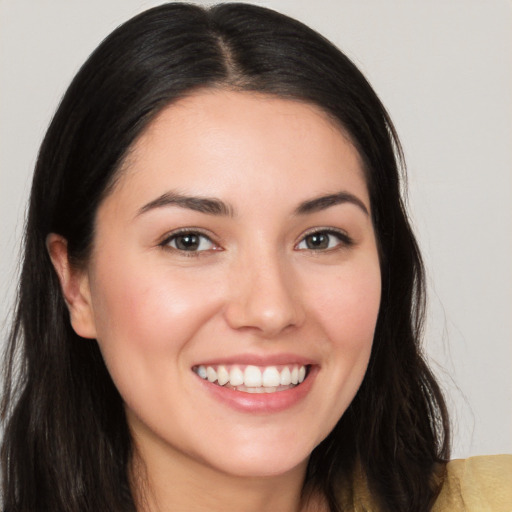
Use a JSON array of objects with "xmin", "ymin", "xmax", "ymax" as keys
[
  {"xmin": 165, "ymin": 232, "xmax": 215, "ymax": 252},
  {"xmin": 296, "ymin": 230, "xmax": 352, "ymax": 251},
  {"xmin": 304, "ymin": 232, "xmax": 330, "ymax": 250}
]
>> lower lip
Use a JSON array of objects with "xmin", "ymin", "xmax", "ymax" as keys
[{"xmin": 195, "ymin": 366, "xmax": 318, "ymax": 414}]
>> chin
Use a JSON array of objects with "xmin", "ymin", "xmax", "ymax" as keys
[
  {"xmin": 200, "ymin": 439, "xmax": 313, "ymax": 479},
  {"xmin": 214, "ymin": 457, "xmax": 308, "ymax": 479}
]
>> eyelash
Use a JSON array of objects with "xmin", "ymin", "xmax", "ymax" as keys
[{"xmin": 159, "ymin": 227, "xmax": 353, "ymax": 257}]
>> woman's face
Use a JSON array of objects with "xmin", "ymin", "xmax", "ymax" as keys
[{"xmin": 78, "ymin": 90, "xmax": 381, "ymax": 478}]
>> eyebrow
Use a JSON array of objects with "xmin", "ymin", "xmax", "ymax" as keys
[
  {"xmin": 137, "ymin": 190, "xmax": 369, "ymax": 218},
  {"xmin": 294, "ymin": 192, "xmax": 369, "ymax": 216},
  {"xmin": 137, "ymin": 191, "xmax": 235, "ymax": 217}
]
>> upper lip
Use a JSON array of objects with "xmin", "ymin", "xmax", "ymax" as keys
[{"xmin": 192, "ymin": 353, "xmax": 317, "ymax": 368}]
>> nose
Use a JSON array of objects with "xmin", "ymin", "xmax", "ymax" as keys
[{"xmin": 223, "ymin": 251, "xmax": 305, "ymax": 337}]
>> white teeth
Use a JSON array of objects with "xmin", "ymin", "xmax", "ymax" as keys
[
  {"xmin": 217, "ymin": 365, "xmax": 229, "ymax": 386},
  {"xmin": 262, "ymin": 366, "xmax": 280, "ymax": 387},
  {"xmin": 206, "ymin": 366, "xmax": 217, "ymax": 383},
  {"xmin": 194, "ymin": 363, "xmax": 308, "ymax": 391},
  {"xmin": 229, "ymin": 366, "xmax": 244, "ymax": 386},
  {"xmin": 280, "ymin": 367, "xmax": 292, "ymax": 385},
  {"xmin": 244, "ymin": 386, "xmax": 265, "ymax": 394},
  {"xmin": 244, "ymin": 365, "xmax": 262, "ymax": 387},
  {"xmin": 197, "ymin": 365, "xmax": 207, "ymax": 379}
]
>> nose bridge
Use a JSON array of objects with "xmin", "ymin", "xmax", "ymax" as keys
[{"xmin": 224, "ymin": 242, "xmax": 303, "ymax": 336}]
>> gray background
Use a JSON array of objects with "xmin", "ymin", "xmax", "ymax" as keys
[{"xmin": 1, "ymin": 0, "xmax": 511, "ymax": 458}]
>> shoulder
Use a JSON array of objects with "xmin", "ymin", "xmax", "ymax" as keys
[{"xmin": 432, "ymin": 454, "xmax": 512, "ymax": 512}]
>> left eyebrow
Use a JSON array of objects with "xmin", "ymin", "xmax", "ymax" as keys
[{"xmin": 294, "ymin": 191, "xmax": 369, "ymax": 216}]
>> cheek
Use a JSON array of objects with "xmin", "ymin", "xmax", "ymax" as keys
[
  {"xmin": 292, "ymin": 259, "xmax": 380, "ymax": 446},
  {"xmin": 87, "ymin": 257, "xmax": 228, "ymax": 429},
  {"xmin": 306, "ymin": 260, "xmax": 381, "ymax": 351},
  {"xmin": 88, "ymin": 256, "xmax": 224, "ymax": 363}
]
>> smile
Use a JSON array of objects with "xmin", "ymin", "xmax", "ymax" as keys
[{"xmin": 193, "ymin": 364, "xmax": 308, "ymax": 393}]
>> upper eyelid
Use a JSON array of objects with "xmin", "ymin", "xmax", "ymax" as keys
[{"xmin": 297, "ymin": 226, "xmax": 352, "ymax": 241}]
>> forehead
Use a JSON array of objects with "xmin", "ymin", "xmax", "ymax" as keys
[{"xmin": 110, "ymin": 89, "xmax": 369, "ymax": 212}]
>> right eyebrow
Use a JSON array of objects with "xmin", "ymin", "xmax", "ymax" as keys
[
  {"xmin": 136, "ymin": 191, "xmax": 235, "ymax": 218},
  {"xmin": 294, "ymin": 191, "xmax": 369, "ymax": 216}
]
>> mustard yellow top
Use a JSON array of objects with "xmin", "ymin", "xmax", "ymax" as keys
[
  {"xmin": 344, "ymin": 455, "xmax": 512, "ymax": 511},
  {"xmin": 432, "ymin": 455, "xmax": 512, "ymax": 512}
]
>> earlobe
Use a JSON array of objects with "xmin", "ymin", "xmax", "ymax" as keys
[{"xmin": 46, "ymin": 233, "xmax": 97, "ymax": 339}]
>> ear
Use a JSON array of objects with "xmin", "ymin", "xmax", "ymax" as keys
[{"xmin": 46, "ymin": 233, "xmax": 97, "ymax": 339}]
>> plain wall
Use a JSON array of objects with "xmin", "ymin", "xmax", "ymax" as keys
[{"xmin": 1, "ymin": 0, "xmax": 511, "ymax": 459}]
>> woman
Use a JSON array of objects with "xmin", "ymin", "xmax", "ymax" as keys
[{"xmin": 1, "ymin": 3, "xmax": 509, "ymax": 512}]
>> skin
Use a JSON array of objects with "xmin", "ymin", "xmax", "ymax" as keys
[{"xmin": 48, "ymin": 90, "xmax": 381, "ymax": 512}]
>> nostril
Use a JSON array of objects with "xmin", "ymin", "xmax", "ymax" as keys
[
  {"xmin": 223, "ymin": 292, "xmax": 303, "ymax": 336},
  {"xmin": 222, "ymin": 259, "xmax": 305, "ymax": 336}
]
